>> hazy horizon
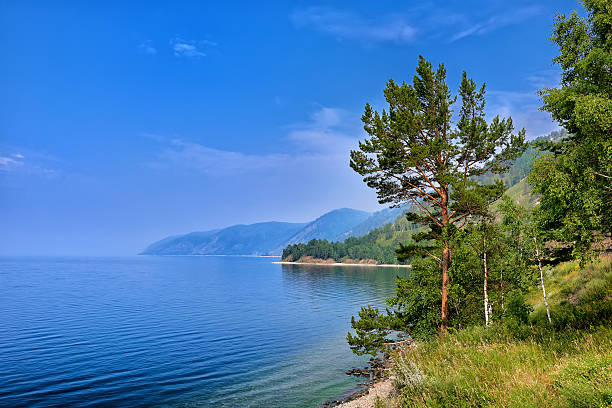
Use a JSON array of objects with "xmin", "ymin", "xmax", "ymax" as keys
[{"xmin": 0, "ymin": 1, "xmax": 571, "ymax": 256}]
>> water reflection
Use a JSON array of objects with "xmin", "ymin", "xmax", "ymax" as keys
[{"xmin": 281, "ymin": 264, "xmax": 407, "ymax": 305}]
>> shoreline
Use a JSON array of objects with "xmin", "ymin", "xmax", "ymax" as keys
[
  {"xmin": 334, "ymin": 377, "xmax": 394, "ymax": 408},
  {"xmin": 140, "ymin": 254, "xmax": 281, "ymax": 258},
  {"xmin": 273, "ymin": 261, "xmax": 411, "ymax": 268},
  {"xmin": 319, "ymin": 352, "xmax": 402, "ymax": 408}
]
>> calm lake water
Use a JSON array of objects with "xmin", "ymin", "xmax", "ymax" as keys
[{"xmin": 0, "ymin": 256, "xmax": 407, "ymax": 407}]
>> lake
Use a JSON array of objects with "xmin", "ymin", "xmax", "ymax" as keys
[{"xmin": 0, "ymin": 256, "xmax": 407, "ymax": 407}]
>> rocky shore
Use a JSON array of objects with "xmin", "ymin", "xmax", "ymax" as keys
[
  {"xmin": 317, "ymin": 355, "xmax": 395, "ymax": 408},
  {"xmin": 334, "ymin": 378, "xmax": 395, "ymax": 408}
]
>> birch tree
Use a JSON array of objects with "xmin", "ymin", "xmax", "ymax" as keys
[
  {"xmin": 500, "ymin": 195, "xmax": 552, "ymax": 324},
  {"xmin": 532, "ymin": 233, "xmax": 552, "ymax": 324}
]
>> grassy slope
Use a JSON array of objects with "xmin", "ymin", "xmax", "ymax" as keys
[
  {"xmin": 491, "ymin": 177, "xmax": 537, "ymax": 212},
  {"xmin": 383, "ymin": 256, "xmax": 612, "ymax": 408},
  {"xmin": 392, "ymin": 327, "xmax": 611, "ymax": 408}
]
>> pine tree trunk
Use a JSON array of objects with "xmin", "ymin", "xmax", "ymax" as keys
[
  {"xmin": 533, "ymin": 235, "xmax": 552, "ymax": 324},
  {"xmin": 440, "ymin": 242, "xmax": 451, "ymax": 334},
  {"xmin": 483, "ymin": 235, "xmax": 490, "ymax": 326},
  {"xmin": 440, "ymin": 196, "xmax": 451, "ymax": 335}
]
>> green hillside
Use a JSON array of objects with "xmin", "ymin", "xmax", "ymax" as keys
[
  {"xmin": 281, "ymin": 131, "xmax": 566, "ymax": 264},
  {"xmin": 282, "ymin": 215, "xmax": 421, "ymax": 264},
  {"xmin": 477, "ymin": 129, "xmax": 566, "ymax": 187},
  {"xmin": 335, "ymin": 205, "xmax": 409, "ymax": 240}
]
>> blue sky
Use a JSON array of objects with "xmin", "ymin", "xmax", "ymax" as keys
[{"xmin": 0, "ymin": 0, "xmax": 577, "ymax": 255}]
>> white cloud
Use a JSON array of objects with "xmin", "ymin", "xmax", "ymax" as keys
[
  {"xmin": 171, "ymin": 37, "xmax": 216, "ymax": 58},
  {"xmin": 148, "ymin": 106, "xmax": 363, "ymax": 175},
  {"xmin": 449, "ymin": 6, "xmax": 541, "ymax": 42},
  {"xmin": 291, "ymin": 5, "xmax": 542, "ymax": 46},
  {"xmin": 0, "ymin": 155, "xmax": 22, "ymax": 169},
  {"xmin": 487, "ymin": 90, "xmax": 559, "ymax": 139},
  {"xmin": 0, "ymin": 151, "xmax": 60, "ymax": 179},
  {"xmin": 173, "ymin": 43, "xmax": 205, "ymax": 58},
  {"xmin": 139, "ymin": 40, "xmax": 157, "ymax": 55},
  {"xmin": 311, "ymin": 106, "xmax": 343, "ymax": 127},
  {"xmin": 290, "ymin": 7, "xmax": 417, "ymax": 44},
  {"xmin": 525, "ymin": 69, "xmax": 561, "ymax": 89},
  {"xmin": 286, "ymin": 107, "xmax": 359, "ymax": 154},
  {"xmin": 158, "ymin": 139, "xmax": 290, "ymax": 175}
]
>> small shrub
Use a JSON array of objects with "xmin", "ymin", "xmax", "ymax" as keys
[
  {"xmin": 577, "ymin": 278, "xmax": 608, "ymax": 304},
  {"xmin": 504, "ymin": 290, "xmax": 532, "ymax": 325},
  {"xmin": 394, "ymin": 361, "xmax": 427, "ymax": 393},
  {"xmin": 501, "ymin": 319, "xmax": 532, "ymax": 340}
]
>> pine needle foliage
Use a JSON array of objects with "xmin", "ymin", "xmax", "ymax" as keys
[{"xmin": 350, "ymin": 56, "xmax": 526, "ymax": 332}]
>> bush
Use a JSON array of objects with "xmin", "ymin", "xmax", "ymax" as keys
[
  {"xmin": 503, "ymin": 290, "xmax": 532, "ymax": 325},
  {"xmin": 394, "ymin": 361, "xmax": 428, "ymax": 393}
]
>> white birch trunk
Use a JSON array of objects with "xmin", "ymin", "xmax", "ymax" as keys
[
  {"xmin": 533, "ymin": 235, "xmax": 552, "ymax": 324},
  {"xmin": 483, "ymin": 235, "xmax": 490, "ymax": 326}
]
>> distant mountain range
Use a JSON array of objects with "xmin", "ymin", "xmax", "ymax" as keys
[
  {"xmin": 141, "ymin": 207, "xmax": 408, "ymax": 256},
  {"xmin": 142, "ymin": 131, "xmax": 564, "ymax": 257},
  {"xmin": 143, "ymin": 130, "xmax": 567, "ymax": 258}
]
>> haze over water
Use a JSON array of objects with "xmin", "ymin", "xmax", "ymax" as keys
[{"xmin": 0, "ymin": 256, "xmax": 406, "ymax": 407}]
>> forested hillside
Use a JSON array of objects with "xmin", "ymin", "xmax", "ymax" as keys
[
  {"xmin": 477, "ymin": 129, "xmax": 566, "ymax": 186},
  {"xmin": 281, "ymin": 131, "xmax": 563, "ymax": 265},
  {"xmin": 335, "ymin": 205, "xmax": 409, "ymax": 240},
  {"xmin": 282, "ymin": 216, "xmax": 421, "ymax": 264},
  {"xmin": 278, "ymin": 208, "xmax": 371, "ymax": 248}
]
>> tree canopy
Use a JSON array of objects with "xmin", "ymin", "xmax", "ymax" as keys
[
  {"xmin": 349, "ymin": 56, "xmax": 526, "ymax": 332},
  {"xmin": 530, "ymin": 0, "xmax": 612, "ymax": 259},
  {"xmin": 344, "ymin": 0, "xmax": 611, "ymax": 362}
]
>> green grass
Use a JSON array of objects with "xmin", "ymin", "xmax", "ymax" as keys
[
  {"xmin": 387, "ymin": 256, "xmax": 612, "ymax": 408},
  {"xmin": 529, "ymin": 256, "xmax": 612, "ymax": 330},
  {"xmin": 392, "ymin": 326, "xmax": 611, "ymax": 408}
]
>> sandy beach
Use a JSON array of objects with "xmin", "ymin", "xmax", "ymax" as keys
[{"xmin": 272, "ymin": 261, "xmax": 411, "ymax": 268}]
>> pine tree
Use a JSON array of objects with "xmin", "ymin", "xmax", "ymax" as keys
[{"xmin": 350, "ymin": 56, "xmax": 526, "ymax": 333}]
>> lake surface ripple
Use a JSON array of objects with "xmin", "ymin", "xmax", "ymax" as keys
[{"xmin": 0, "ymin": 256, "xmax": 406, "ymax": 407}]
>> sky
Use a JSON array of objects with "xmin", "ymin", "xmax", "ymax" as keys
[{"xmin": 0, "ymin": 0, "xmax": 579, "ymax": 255}]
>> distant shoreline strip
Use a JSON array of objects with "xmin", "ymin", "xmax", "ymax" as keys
[
  {"xmin": 272, "ymin": 261, "xmax": 411, "ymax": 268},
  {"xmin": 141, "ymin": 254, "xmax": 281, "ymax": 257}
]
